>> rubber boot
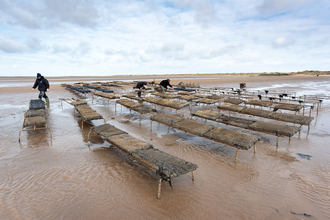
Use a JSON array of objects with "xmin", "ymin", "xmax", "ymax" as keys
[{"xmin": 45, "ymin": 98, "xmax": 50, "ymax": 105}]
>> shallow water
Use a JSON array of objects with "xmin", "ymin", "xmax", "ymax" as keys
[{"xmin": 0, "ymin": 76, "xmax": 329, "ymax": 219}]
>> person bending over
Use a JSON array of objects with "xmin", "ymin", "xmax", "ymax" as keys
[
  {"xmin": 159, "ymin": 79, "xmax": 173, "ymax": 93},
  {"xmin": 136, "ymin": 81, "xmax": 147, "ymax": 90},
  {"xmin": 32, "ymin": 73, "xmax": 50, "ymax": 104}
]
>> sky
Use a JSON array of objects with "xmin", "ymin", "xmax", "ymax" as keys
[{"xmin": 0, "ymin": 0, "xmax": 329, "ymax": 76}]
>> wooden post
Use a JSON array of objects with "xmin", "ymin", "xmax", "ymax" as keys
[
  {"xmin": 157, "ymin": 179, "xmax": 162, "ymax": 199},
  {"xmin": 47, "ymin": 126, "xmax": 52, "ymax": 139},
  {"xmin": 307, "ymin": 124, "xmax": 310, "ymax": 136},
  {"xmin": 87, "ymin": 130, "xmax": 92, "ymax": 146},
  {"xmin": 81, "ymin": 120, "xmax": 85, "ymax": 131},
  {"xmin": 303, "ymin": 106, "xmax": 305, "ymax": 116},
  {"xmin": 235, "ymin": 148, "xmax": 239, "ymax": 162},
  {"xmin": 18, "ymin": 129, "xmax": 23, "ymax": 142}
]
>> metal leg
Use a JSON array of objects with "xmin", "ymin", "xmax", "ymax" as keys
[
  {"xmin": 87, "ymin": 129, "xmax": 92, "ymax": 146},
  {"xmin": 157, "ymin": 179, "xmax": 162, "ymax": 199},
  {"xmin": 139, "ymin": 114, "xmax": 141, "ymax": 125},
  {"xmin": 192, "ymin": 171, "xmax": 194, "ymax": 181},
  {"xmin": 81, "ymin": 120, "xmax": 85, "ymax": 131},
  {"xmin": 303, "ymin": 106, "xmax": 305, "ymax": 116},
  {"xmin": 150, "ymin": 120, "xmax": 152, "ymax": 131},
  {"xmin": 307, "ymin": 124, "xmax": 310, "ymax": 136},
  {"xmin": 235, "ymin": 148, "xmax": 239, "ymax": 162},
  {"xmin": 254, "ymin": 145, "xmax": 256, "ymax": 154},
  {"xmin": 276, "ymin": 136, "xmax": 279, "ymax": 148},
  {"xmin": 18, "ymin": 129, "xmax": 23, "ymax": 142},
  {"xmin": 47, "ymin": 126, "xmax": 52, "ymax": 139}
]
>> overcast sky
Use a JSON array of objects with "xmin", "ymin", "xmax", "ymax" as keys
[{"xmin": 0, "ymin": 0, "xmax": 329, "ymax": 76}]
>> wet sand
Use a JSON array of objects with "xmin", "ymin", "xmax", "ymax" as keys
[{"xmin": 0, "ymin": 75, "xmax": 330, "ymax": 219}]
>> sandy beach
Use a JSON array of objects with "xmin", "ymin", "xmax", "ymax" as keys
[{"xmin": 0, "ymin": 74, "xmax": 329, "ymax": 219}]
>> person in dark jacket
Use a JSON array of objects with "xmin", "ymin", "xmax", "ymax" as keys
[
  {"xmin": 136, "ymin": 81, "xmax": 148, "ymax": 97},
  {"xmin": 159, "ymin": 79, "xmax": 173, "ymax": 93},
  {"xmin": 136, "ymin": 81, "xmax": 147, "ymax": 90},
  {"xmin": 32, "ymin": 73, "xmax": 50, "ymax": 104}
]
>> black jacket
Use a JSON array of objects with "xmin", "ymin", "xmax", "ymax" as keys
[
  {"xmin": 136, "ymin": 81, "xmax": 147, "ymax": 89},
  {"xmin": 33, "ymin": 76, "xmax": 49, "ymax": 91},
  {"xmin": 160, "ymin": 80, "xmax": 172, "ymax": 89}
]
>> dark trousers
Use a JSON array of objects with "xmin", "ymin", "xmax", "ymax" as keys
[{"xmin": 38, "ymin": 91, "xmax": 48, "ymax": 99}]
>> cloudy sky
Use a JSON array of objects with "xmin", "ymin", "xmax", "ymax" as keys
[{"xmin": 0, "ymin": 0, "xmax": 329, "ymax": 76}]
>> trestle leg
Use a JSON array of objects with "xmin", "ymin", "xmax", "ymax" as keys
[{"xmin": 157, "ymin": 179, "xmax": 162, "ymax": 199}]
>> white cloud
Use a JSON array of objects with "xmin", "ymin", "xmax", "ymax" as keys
[
  {"xmin": 26, "ymin": 36, "xmax": 44, "ymax": 51},
  {"xmin": 0, "ymin": 0, "xmax": 39, "ymax": 29},
  {"xmin": 0, "ymin": 36, "xmax": 26, "ymax": 53},
  {"xmin": 272, "ymin": 37, "xmax": 295, "ymax": 48},
  {"xmin": 193, "ymin": 1, "xmax": 218, "ymax": 27},
  {"xmin": 43, "ymin": 0, "xmax": 99, "ymax": 28},
  {"xmin": 161, "ymin": 42, "xmax": 185, "ymax": 52},
  {"xmin": 259, "ymin": 0, "xmax": 314, "ymax": 14},
  {"xmin": 53, "ymin": 43, "xmax": 72, "ymax": 53}
]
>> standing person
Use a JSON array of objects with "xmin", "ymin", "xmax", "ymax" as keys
[
  {"xmin": 159, "ymin": 79, "xmax": 173, "ymax": 93},
  {"xmin": 136, "ymin": 81, "xmax": 147, "ymax": 90},
  {"xmin": 32, "ymin": 73, "xmax": 50, "ymax": 104}
]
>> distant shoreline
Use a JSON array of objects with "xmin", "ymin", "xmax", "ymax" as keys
[{"xmin": 0, "ymin": 70, "xmax": 329, "ymax": 78}]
